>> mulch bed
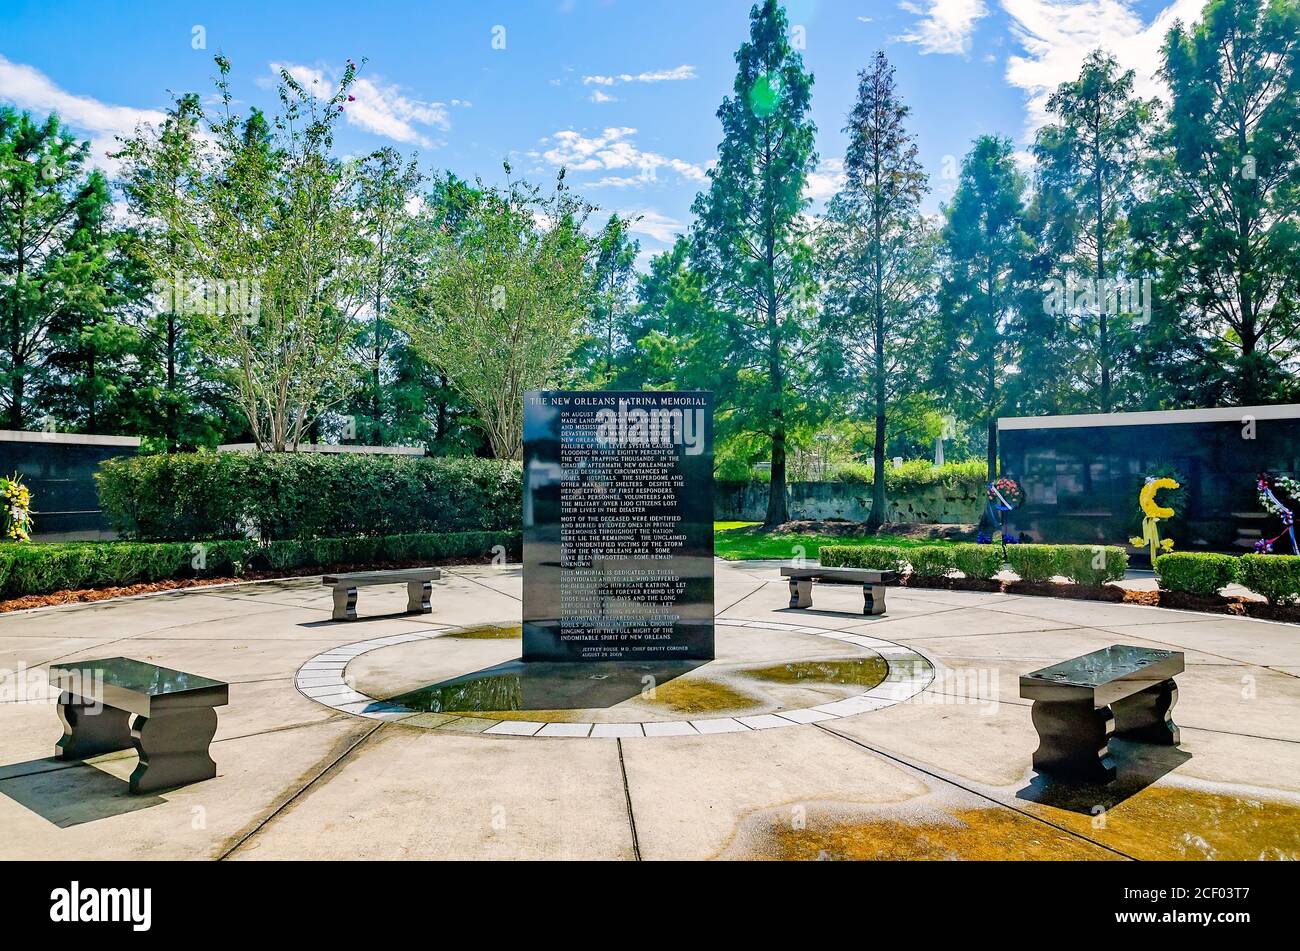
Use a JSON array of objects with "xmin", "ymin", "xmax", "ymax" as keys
[
  {"xmin": 5, "ymin": 559, "xmax": 1297, "ymax": 624},
  {"xmin": 900, "ymin": 574, "xmax": 1299, "ymax": 623},
  {"xmin": 0, "ymin": 556, "xmax": 498, "ymax": 614}
]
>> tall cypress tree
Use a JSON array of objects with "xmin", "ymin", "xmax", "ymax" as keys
[
  {"xmin": 1034, "ymin": 50, "xmax": 1154, "ymax": 412},
  {"xmin": 820, "ymin": 50, "xmax": 934, "ymax": 530},
  {"xmin": 934, "ymin": 136, "xmax": 1035, "ymax": 482},
  {"xmin": 690, "ymin": 0, "xmax": 818, "ymax": 527},
  {"xmin": 1135, "ymin": 0, "xmax": 1300, "ymax": 405}
]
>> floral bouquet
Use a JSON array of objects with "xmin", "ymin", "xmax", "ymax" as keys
[{"xmin": 1, "ymin": 474, "xmax": 33, "ymax": 542}]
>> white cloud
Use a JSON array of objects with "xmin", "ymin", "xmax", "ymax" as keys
[
  {"xmin": 621, "ymin": 209, "xmax": 686, "ymax": 244},
  {"xmin": 804, "ymin": 157, "xmax": 845, "ymax": 203},
  {"xmin": 0, "ymin": 53, "xmax": 167, "ymax": 172},
  {"xmin": 273, "ymin": 62, "xmax": 451, "ymax": 147},
  {"xmin": 582, "ymin": 65, "xmax": 697, "ymax": 86},
  {"xmin": 896, "ymin": 0, "xmax": 990, "ymax": 55},
  {"xmin": 589, "ymin": 89, "xmax": 617, "ymax": 104},
  {"xmin": 1001, "ymin": 0, "xmax": 1204, "ymax": 137},
  {"xmin": 536, "ymin": 127, "xmax": 708, "ymax": 188}
]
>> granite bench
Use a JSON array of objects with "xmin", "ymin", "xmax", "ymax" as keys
[
  {"xmin": 322, "ymin": 567, "xmax": 441, "ymax": 621},
  {"xmin": 49, "ymin": 657, "xmax": 229, "ymax": 794},
  {"xmin": 780, "ymin": 566, "xmax": 899, "ymax": 617},
  {"xmin": 1020, "ymin": 644, "xmax": 1184, "ymax": 783}
]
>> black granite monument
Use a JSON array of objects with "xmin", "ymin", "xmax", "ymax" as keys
[{"xmin": 522, "ymin": 391, "xmax": 714, "ymax": 662}]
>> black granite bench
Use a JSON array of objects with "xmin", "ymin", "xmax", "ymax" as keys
[
  {"xmin": 780, "ymin": 566, "xmax": 899, "ymax": 616},
  {"xmin": 1020, "ymin": 645, "xmax": 1183, "ymax": 783},
  {"xmin": 322, "ymin": 567, "xmax": 441, "ymax": 621},
  {"xmin": 49, "ymin": 657, "xmax": 228, "ymax": 794}
]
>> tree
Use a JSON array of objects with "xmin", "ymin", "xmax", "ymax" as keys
[
  {"xmin": 1135, "ymin": 0, "xmax": 1300, "ymax": 404},
  {"xmin": 350, "ymin": 146, "xmax": 423, "ymax": 444},
  {"xmin": 820, "ymin": 51, "xmax": 935, "ymax": 529},
  {"xmin": 393, "ymin": 167, "xmax": 597, "ymax": 460},
  {"xmin": 580, "ymin": 213, "xmax": 640, "ymax": 384},
  {"xmin": 41, "ymin": 169, "xmax": 142, "ymax": 433},
  {"xmin": 934, "ymin": 135, "xmax": 1035, "ymax": 481},
  {"xmin": 115, "ymin": 93, "xmax": 227, "ymax": 449},
  {"xmin": 1034, "ymin": 50, "xmax": 1154, "ymax": 412},
  {"xmin": 0, "ymin": 108, "xmax": 101, "ymax": 429},
  {"xmin": 690, "ymin": 0, "xmax": 820, "ymax": 527},
  {"xmin": 190, "ymin": 57, "xmax": 368, "ymax": 450}
]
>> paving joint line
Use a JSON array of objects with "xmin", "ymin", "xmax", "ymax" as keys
[
  {"xmin": 616, "ymin": 738, "xmax": 641, "ymax": 861},
  {"xmin": 217, "ymin": 720, "xmax": 385, "ymax": 860}
]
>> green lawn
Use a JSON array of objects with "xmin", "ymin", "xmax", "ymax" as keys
[{"xmin": 714, "ymin": 521, "xmax": 956, "ymax": 561}]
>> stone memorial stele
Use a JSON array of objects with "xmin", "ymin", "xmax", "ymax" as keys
[{"xmin": 522, "ymin": 391, "xmax": 714, "ymax": 662}]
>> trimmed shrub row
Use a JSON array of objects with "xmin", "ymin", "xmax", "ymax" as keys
[
  {"xmin": 1155, "ymin": 552, "xmax": 1300, "ymax": 605},
  {"xmin": 819, "ymin": 543, "xmax": 1128, "ymax": 586},
  {"xmin": 96, "ymin": 451, "xmax": 522, "ymax": 542},
  {"xmin": 0, "ymin": 531, "xmax": 520, "ymax": 600}
]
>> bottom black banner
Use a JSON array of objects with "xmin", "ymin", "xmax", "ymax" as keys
[{"xmin": 2, "ymin": 860, "xmax": 1284, "ymax": 938}]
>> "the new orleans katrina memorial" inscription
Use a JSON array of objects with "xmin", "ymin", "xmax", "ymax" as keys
[{"xmin": 522, "ymin": 391, "xmax": 714, "ymax": 662}]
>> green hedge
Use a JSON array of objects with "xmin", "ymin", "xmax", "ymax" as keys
[
  {"xmin": 1055, "ymin": 545, "xmax": 1128, "ymax": 586},
  {"xmin": 1006, "ymin": 545, "xmax": 1058, "ymax": 583},
  {"xmin": 0, "ymin": 531, "xmax": 520, "ymax": 600},
  {"xmin": 818, "ymin": 545, "xmax": 908, "ymax": 572},
  {"xmin": 96, "ymin": 452, "xmax": 522, "ymax": 541},
  {"xmin": 952, "ymin": 543, "xmax": 1004, "ymax": 580},
  {"xmin": 908, "ymin": 546, "xmax": 956, "ymax": 578},
  {"xmin": 1239, "ymin": 554, "xmax": 1300, "ymax": 605},
  {"xmin": 1154, "ymin": 552, "xmax": 1240, "ymax": 597}
]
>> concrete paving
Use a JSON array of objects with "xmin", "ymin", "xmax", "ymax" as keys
[{"xmin": 1, "ymin": 561, "xmax": 1296, "ymax": 860}]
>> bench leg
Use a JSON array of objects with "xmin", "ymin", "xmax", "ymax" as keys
[
  {"xmin": 56, "ymin": 693, "xmax": 133, "ymax": 760},
  {"xmin": 1029, "ymin": 698, "xmax": 1117, "ymax": 783},
  {"xmin": 1113, "ymin": 678, "xmax": 1180, "ymax": 745},
  {"xmin": 788, "ymin": 578, "xmax": 813, "ymax": 609},
  {"xmin": 407, "ymin": 580, "xmax": 433, "ymax": 614},
  {"xmin": 863, "ymin": 584, "xmax": 887, "ymax": 616},
  {"xmin": 332, "ymin": 586, "xmax": 358, "ymax": 621},
  {"xmin": 129, "ymin": 706, "xmax": 219, "ymax": 794}
]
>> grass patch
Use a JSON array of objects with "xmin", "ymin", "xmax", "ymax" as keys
[{"xmin": 714, "ymin": 522, "xmax": 955, "ymax": 561}]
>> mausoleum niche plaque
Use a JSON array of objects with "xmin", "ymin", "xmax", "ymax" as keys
[{"xmin": 523, "ymin": 391, "xmax": 714, "ymax": 662}]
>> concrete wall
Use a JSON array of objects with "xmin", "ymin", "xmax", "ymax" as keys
[{"xmin": 716, "ymin": 481, "xmax": 984, "ymax": 524}]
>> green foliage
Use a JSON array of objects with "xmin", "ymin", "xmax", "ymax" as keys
[
  {"xmin": 1006, "ymin": 544, "xmax": 1060, "ymax": 583},
  {"xmin": 0, "ymin": 531, "xmax": 519, "ymax": 600},
  {"xmin": 393, "ymin": 170, "xmax": 600, "ymax": 459},
  {"xmin": 1134, "ymin": 0, "xmax": 1300, "ymax": 405},
  {"xmin": 1033, "ymin": 49, "xmax": 1154, "ymax": 413},
  {"xmin": 1154, "ymin": 552, "xmax": 1240, "ymax": 597},
  {"xmin": 96, "ymin": 452, "xmax": 521, "ymax": 541},
  {"xmin": 818, "ymin": 544, "xmax": 907, "ymax": 572},
  {"xmin": 828, "ymin": 459, "xmax": 987, "ymax": 492},
  {"xmin": 934, "ymin": 135, "xmax": 1036, "ymax": 476},
  {"xmin": 906, "ymin": 546, "xmax": 955, "ymax": 578},
  {"xmin": 951, "ymin": 543, "xmax": 1005, "ymax": 580},
  {"xmin": 1239, "ymin": 554, "xmax": 1300, "ymax": 606},
  {"xmin": 1055, "ymin": 545, "xmax": 1128, "ymax": 585},
  {"xmin": 688, "ymin": 0, "xmax": 822, "ymax": 525},
  {"xmin": 819, "ymin": 50, "xmax": 936, "ymax": 529}
]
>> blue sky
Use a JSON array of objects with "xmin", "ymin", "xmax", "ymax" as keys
[{"xmin": 1, "ymin": 0, "xmax": 1206, "ymax": 264}]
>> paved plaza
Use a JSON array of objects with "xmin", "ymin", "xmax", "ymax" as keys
[{"xmin": 1, "ymin": 560, "xmax": 1297, "ymax": 860}]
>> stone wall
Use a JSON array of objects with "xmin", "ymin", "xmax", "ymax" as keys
[{"xmin": 716, "ymin": 481, "xmax": 984, "ymax": 524}]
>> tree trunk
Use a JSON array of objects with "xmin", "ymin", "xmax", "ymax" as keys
[
  {"xmin": 986, "ymin": 415, "xmax": 999, "ymax": 484},
  {"xmin": 166, "ymin": 311, "xmax": 178, "ymax": 451}
]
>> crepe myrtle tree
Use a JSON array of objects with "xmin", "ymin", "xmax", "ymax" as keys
[
  {"xmin": 186, "ymin": 56, "xmax": 368, "ymax": 451},
  {"xmin": 394, "ymin": 165, "xmax": 604, "ymax": 460}
]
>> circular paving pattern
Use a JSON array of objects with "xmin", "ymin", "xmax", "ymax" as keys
[{"xmin": 294, "ymin": 619, "xmax": 936, "ymax": 738}]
